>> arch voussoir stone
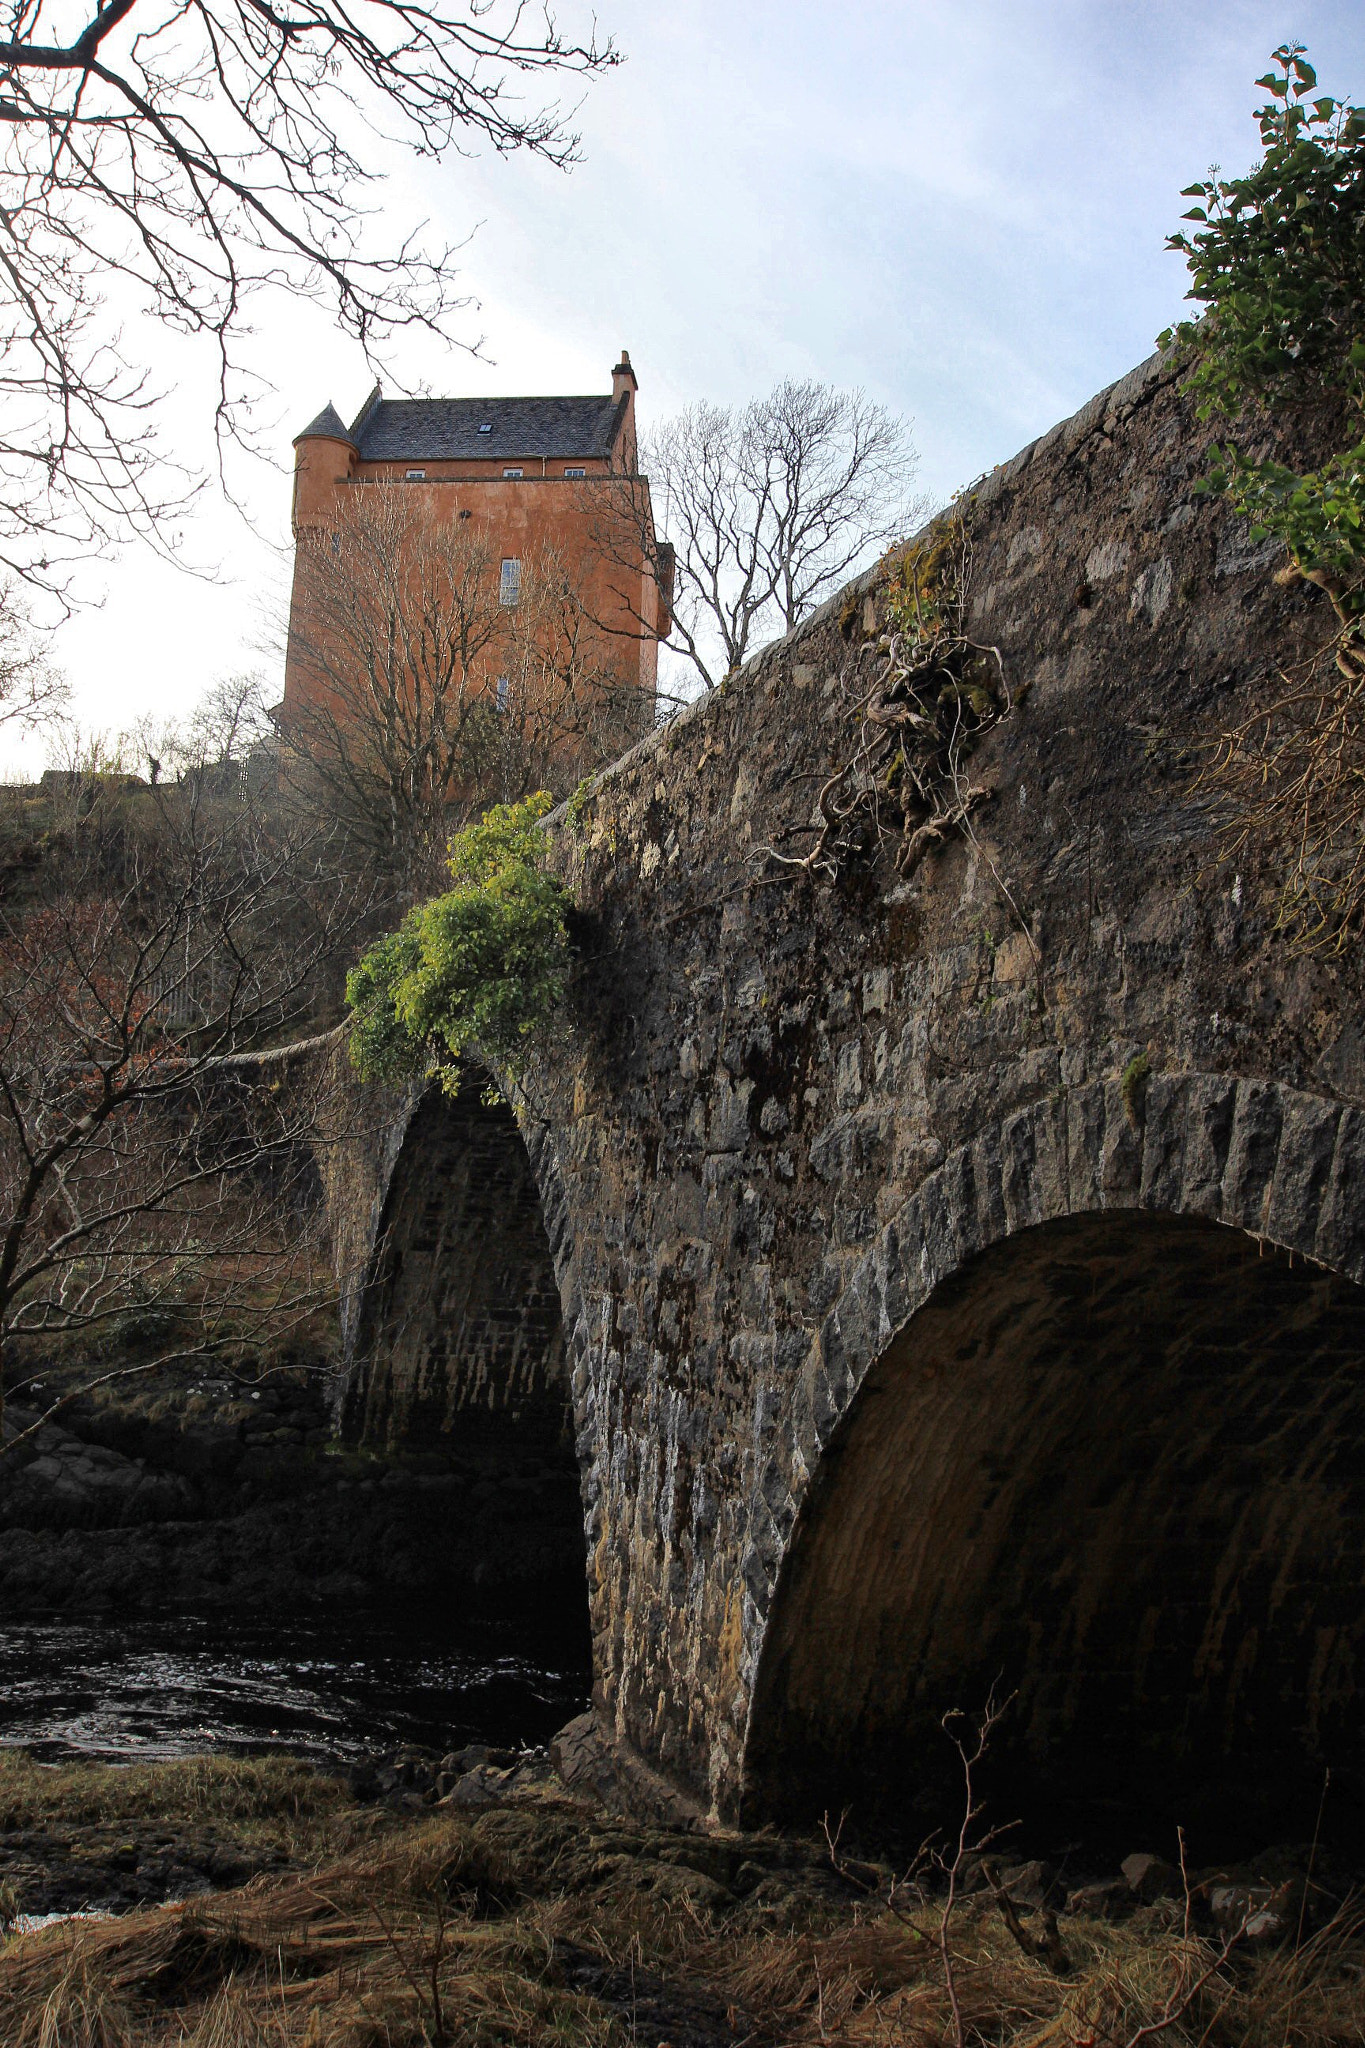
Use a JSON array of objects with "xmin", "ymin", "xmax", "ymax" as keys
[
  {"xmin": 1265, "ymin": 1091, "xmax": 1344, "ymax": 1255},
  {"xmin": 1222, "ymin": 1078, "xmax": 1287, "ymax": 1232},
  {"xmin": 1316, "ymin": 1108, "xmax": 1365, "ymax": 1280},
  {"xmin": 1063, "ymin": 1080, "xmax": 1108, "ymax": 1213},
  {"xmin": 1176, "ymin": 1073, "xmax": 1239, "ymax": 1219},
  {"xmin": 1138, "ymin": 1071, "xmax": 1191, "ymax": 1208}
]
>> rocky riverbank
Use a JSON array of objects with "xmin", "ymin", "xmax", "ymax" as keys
[
  {"xmin": 0, "ymin": 1348, "xmax": 586, "ymax": 1617},
  {"xmin": 0, "ymin": 1749, "xmax": 1361, "ymax": 2047}
]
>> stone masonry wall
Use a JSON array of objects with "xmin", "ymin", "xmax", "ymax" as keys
[{"xmin": 335, "ymin": 349, "xmax": 1365, "ymax": 1820}]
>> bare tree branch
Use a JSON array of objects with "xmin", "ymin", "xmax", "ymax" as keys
[
  {"xmin": 589, "ymin": 380, "xmax": 923, "ymax": 692},
  {"xmin": 0, "ymin": 762, "xmax": 376, "ymax": 1444},
  {"xmin": 0, "ymin": 0, "xmax": 617, "ymax": 590}
]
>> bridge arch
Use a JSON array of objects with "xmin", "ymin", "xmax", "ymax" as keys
[
  {"xmin": 341, "ymin": 1069, "xmax": 594, "ymax": 1614},
  {"xmin": 739, "ymin": 1072, "xmax": 1365, "ymax": 1845}
]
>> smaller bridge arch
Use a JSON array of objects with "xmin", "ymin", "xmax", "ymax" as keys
[
  {"xmin": 738, "ymin": 1071, "xmax": 1365, "ymax": 1846},
  {"xmin": 345, "ymin": 1073, "xmax": 570, "ymax": 1451},
  {"xmin": 340, "ymin": 1069, "xmax": 592, "ymax": 1617}
]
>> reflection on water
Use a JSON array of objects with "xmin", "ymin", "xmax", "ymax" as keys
[{"xmin": 0, "ymin": 1609, "xmax": 591, "ymax": 1762}]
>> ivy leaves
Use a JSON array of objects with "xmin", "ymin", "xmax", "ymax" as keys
[
  {"xmin": 346, "ymin": 794, "xmax": 572, "ymax": 1093},
  {"xmin": 1170, "ymin": 47, "xmax": 1365, "ymax": 951},
  {"xmin": 1161, "ymin": 44, "xmax": 1365, "ymax": 420},
  {"xmin": 1203, "ymin": 439, "xmax": 1365, "ymax": 601},
  {"xmin": 1161, "ymin": 43, "xmax": 1365, "ymax": 622}
]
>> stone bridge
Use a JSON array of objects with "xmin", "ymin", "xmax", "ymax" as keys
[{"xmin": 323, "ymin": 351, "xmax": 1365, "ymax": 1845}]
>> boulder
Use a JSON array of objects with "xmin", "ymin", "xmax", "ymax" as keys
[
  {"xmin": 1208, "ymin": 1881, "xmax": 1291, "ymax": 1941},
  {"xmin": 1065, "ymin": 1879, "xmax": 1135, "ymax": 1921},
  {"xmin": 439, "ymin": 1771, "xmax": 500, "ymax": 1811},
  {"xmin": 1121, "ymin": 1852, "xmax": 1182, "ymax": 1902},
  {"xmin": 992, "ymin": 1858, "xmax": 1059, "ymax": 1907}
]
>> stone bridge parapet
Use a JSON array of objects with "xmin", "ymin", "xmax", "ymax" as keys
[{"xmin": 327, "ymin": 350, "xmax": 1365, "ymax": 1840}]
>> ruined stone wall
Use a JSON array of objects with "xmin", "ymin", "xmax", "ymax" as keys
[{"xmin": 333, "ymin": 349, "xmax": 1365, "ymax": 1823}]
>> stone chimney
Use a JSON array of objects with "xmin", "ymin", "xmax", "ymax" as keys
[
  {"xmin": 613, "ymin": 349, "xmax": 637, "ymax": 403},
  {"xmin": 612, "ymin": 350, "xmax": 638, "ymax": 472}
]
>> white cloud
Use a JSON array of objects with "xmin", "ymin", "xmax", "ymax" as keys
[{"xmin": 28, "ymin": 0, "xmax": 1363, "ymax": 765}]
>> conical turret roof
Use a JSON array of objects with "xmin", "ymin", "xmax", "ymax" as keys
[{"xmin": 293, "ymin": 401, "xmax": 354, "ymax": 446}]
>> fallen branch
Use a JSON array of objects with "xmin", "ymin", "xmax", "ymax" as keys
[{"xmin": 982, "ymin": 1861, "xmax": 1072, "ymax": 1975}]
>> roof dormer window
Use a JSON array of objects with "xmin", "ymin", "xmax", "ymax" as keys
[{"xmin": 478, "ymin": 423, "xmax": 492, "ymax": 433}]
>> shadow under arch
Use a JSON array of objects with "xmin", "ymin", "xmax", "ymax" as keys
[
  {"xmin": 743, "ymin": 1208, "xmax": 1365, "ymax": 1854},
  {"xmin": 342, "ymin": 1066, "xmax": 589, "ymax": 1623}
]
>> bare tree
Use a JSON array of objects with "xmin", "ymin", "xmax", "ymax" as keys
[
  {"xmin": 86, "ymin": 669, "xmax": 279, "ymax": 796},
  {"xmin": 178, "ymin": 671, "xmax": 279, "ymax": 775},
  {"xmin": 590, "ymin": 379, "xmax": 923, "ymax": 692},
  {"xmin": 0, "ymin": 584, "xmax": 66, "ymax": 728},
  {"xmin": 495, "ymin": 539, "xmax": 654, "ymax": 793},
  {"xmin": 281, "ymin": 482, "xmax": 650, "ymax": 887},
  {"xmin": 0, "ymin": 0, "xmax": 616, "ymax": 590},
  {"xmin": 0, "ymin": 769, "xmax": 370, "ymax": 1449},
  {"xmin": 757, "ymin": 380, "xmax": 926, "ymax": 633}
]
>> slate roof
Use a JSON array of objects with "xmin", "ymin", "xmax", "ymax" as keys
[
  {"xmin": 294, "ymin": 401, "xmax": 353, "ymax": 446},
  {"xmin": 344, "ymin": 392, "xmax": 628, "ymax": 463}
]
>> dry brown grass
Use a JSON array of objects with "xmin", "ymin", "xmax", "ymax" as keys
[
  {"xmin": 0, "ymin": 1753, "xmax": 345, "ymax": 1834},
  {"xmin": 2, "ymin": 1790, "xmax": 1365, "ymax": 2047},
  {"xmin": 1204, "ymin": 617, "xmax": 1365, "ymax": 954},
  {"xmin": 0, "ymin": 1816, "xmax": 619, "ymax": 2047}
]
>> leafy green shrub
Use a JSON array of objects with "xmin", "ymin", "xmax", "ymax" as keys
[
  {"xmin": 346, "ymin": 794, "xmax": 572, "ymax": 1090},
  {"xmin": 1164, "ymin": 47, "xmax": 1365, "ymax": 949},
  {"xmin": 1161, "ymin": 43, "xmax": 1365, "ymax": 616}
]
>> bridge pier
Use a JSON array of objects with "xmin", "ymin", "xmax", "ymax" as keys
[{"xmin": 343, "ymin": 1076, "xmax": 568, "ymax": 1454}]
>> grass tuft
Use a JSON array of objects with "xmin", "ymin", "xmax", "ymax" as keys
[
  {"xmin": 0, "ymin": 1752, "xmax": 342, "ymax": 1833},
  {"xmin": 2, "ymin": 1766, "xmax": 1365, "ymax": 2045}
]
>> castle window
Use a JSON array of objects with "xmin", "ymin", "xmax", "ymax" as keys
[
  {"xmin": 496, "ymin": 675, "xmax": 510, "ymax": 713},
  {"xmin": 405, "ymin": 469, "xmax": 426, "ymax": 481},
  {"xmin": 499, "ymin": 557, "xmax": 521, "ymax": 608},
  {"xmin": 503, "ymin": 467, "xmax": 523, "ymax": 479},
  {"xmin": 564, "ymin": 467, "xmax": 586, "ymax": 478}
]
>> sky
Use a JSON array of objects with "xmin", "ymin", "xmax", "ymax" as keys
[{"xmin": 25, "ymin": 0, "xmax": 1365, "ymax": 772}]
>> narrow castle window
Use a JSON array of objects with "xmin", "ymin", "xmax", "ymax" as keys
[
  {"xmin": 499, "ymin": 558, "xmax": 521, "ymax": 608},
  {"xmin": 496, "ymin": 675, "xmax": 510, "ymax": 713}
]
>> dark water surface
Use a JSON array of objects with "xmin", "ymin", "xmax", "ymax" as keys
[{"xmin": 0, "ymin": 1609, "xmax": 592, "ymax": 1762}]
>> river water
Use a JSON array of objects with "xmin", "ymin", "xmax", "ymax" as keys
[{"xmin": 0, "ymin": 1609, "xmax": 591, "ymax": 1762}]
